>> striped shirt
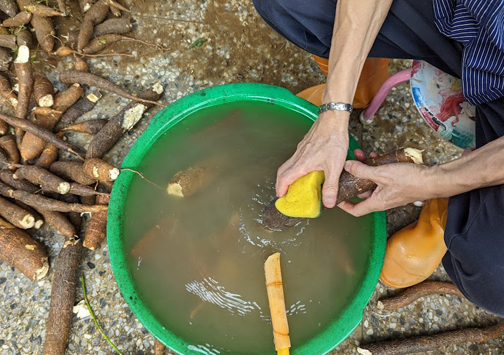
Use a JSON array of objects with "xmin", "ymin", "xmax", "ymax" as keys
[{"xmin": 433, "ymin": 0, "xmax": 504, "ymax": 105}]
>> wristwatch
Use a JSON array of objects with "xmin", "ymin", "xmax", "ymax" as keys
[{"xmin": 319, "ymin": 102, "xmax": 353, "ymax": 114}]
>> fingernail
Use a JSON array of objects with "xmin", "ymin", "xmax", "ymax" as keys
[
  {"xmin": 344, "ymin": 161, "xmax": 353, "ymax": 171},
  {"xmin": 324, "ymin": 197, "xmax": 335, "ymax": 206}
]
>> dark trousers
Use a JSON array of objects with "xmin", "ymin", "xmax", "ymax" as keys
[{"xmin": 253, "ymin": 0, "xmax": 504, "ymax": 317}]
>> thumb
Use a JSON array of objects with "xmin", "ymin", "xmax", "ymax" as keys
[
  {"xmin": 344, "ymin": 160, "xmax": 376, "ymax": 180},
  {"xmin": 322, "ymin": 171, "xmax": 339, "ymax": 208}
]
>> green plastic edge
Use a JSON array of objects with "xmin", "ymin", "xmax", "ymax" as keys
[{"xmin": 107, "ymin": 83, "xmax": 386, "ymax": 355}]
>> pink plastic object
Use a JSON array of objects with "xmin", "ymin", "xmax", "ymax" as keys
[{"xmin": 360, "ymin": 69, "xmax": 411, "ymax": 123}]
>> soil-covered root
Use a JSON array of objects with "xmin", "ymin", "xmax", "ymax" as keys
[
  {"xmin": 57, "ymin": 90, "xmax": 101, "ymax": 129},
  {"xmin": 0, "ymin": 34, "xmax": 16, "ymax": 49},
  {"xmin": 82, "ymin": 158, "xmax": 119, "ymax": 182},
  {"xmin": 50, "ymin": 161, "xmax": 96, "ymax": 185},
  {"xmin": 1, "ymin": 11, "xmax": 31, "ymax": 28},
  {"xmin": 0, "ymin": 195, "xmax": 35, "ymax": 229},
  {"xmin": 0, "ymin": 48, "xmax": 12, "ymax": 71},
  {"xmin": 0, "ymin": 169, "xmax": 38, "ymax": 193},
  {"xmin": 30, "ymin": 15, "xmax": 55, "ymax": 52},
  {"xmin": 14, "ymin": 165, "xmax": 71, "ymax": 194},
  {"xmin": 0, "ymin": 181, "xmax": 108, "ymax": 213},
  {"xmin": 77, "ymin": 0, "xmax": 110, "ymax": 51},
  {"xmin": 86, "ymin": 83, "xmax": 164, "ymax": 158},
  {"xmin": 0, "ymin": 0, "xmax": 19, "ymax": 17},
  {"xmin": 0, "ymin": 112, "xmax": 86, "ymax": 159},
  {"xmin": 33, "ymin": 75, "xmax": 54, "ymax": 107},
  {"xmin": 16, "ymin": 28, "xmax": 33, "ymax": 48},
  {"xmin": 83, "ymin": 210, "xmax": 107, "ymax": 250},
  {"xmin": 37, "ymin": 209, "xmax": 76, "ymax": 239},
  {"xmin": 0, "ymin": 217, "xmax": 49, "ymax": 281},
  {"xmin": 59, "ymin": 71, "xmax": 165, "ymax": 108},
  {"xmin": 60, "ymin": 119, "xmax": 107, "ymax": 135},
  {"xmin": 94, "ymin": 18, "xmax": 132, "ymax": 36},
  {"xmin": 0, "ymin": 135, "xmax": 20, "ymax": 165},
  {"xmin": 42, "ymin": 238, "xmax": 83, "ymax": 355},
  {"xmin": 36, "ymin": 139, "xmax": 59, "ymax": 169},
  {"xmin": 0, "ymin": 72, "xmax": 18, "ymax": 107}
]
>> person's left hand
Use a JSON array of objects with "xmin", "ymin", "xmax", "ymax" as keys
[{"xmin": 338, "ymin": 156, "xmax": 436, "ymax": 216}]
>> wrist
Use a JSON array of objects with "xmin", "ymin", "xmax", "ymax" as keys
[{"xmin": 317, "ymin": 110, "xmax": 350, "ymax": 132}]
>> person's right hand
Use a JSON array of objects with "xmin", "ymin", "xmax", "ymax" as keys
[{"xmin": 276, "ymin": 110, "xmax": 350, "ymax": 208}]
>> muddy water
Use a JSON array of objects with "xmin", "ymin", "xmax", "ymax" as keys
[{"xmin": 123, "ymin": 102, "xmax": 373, "ymax": 354}]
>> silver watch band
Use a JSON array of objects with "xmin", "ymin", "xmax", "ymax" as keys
[{"xmin": 319, "ymin": 102, "xmax": 353, "ymax": 114}]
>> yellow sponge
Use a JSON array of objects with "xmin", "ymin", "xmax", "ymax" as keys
[{"xmin": 275, "ymin": 171, "xmax": 325, "ymax": 218}]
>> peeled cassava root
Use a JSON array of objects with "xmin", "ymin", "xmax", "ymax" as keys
[
  {"xmin": 0, "ymin": 217, "xmax": 49, "ymax": 281},
  {"xmin": 264, "ymin": 253, "xmax": 291, "ymax": 352},
  {"xmin": 262, "ymin": 148, "xmax": 424, "ymax": 231}
]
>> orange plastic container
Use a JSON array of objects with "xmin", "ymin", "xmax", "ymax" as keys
[{"xmin": 306, "ymin": 56, "xmax": 391, "ymax": 109}]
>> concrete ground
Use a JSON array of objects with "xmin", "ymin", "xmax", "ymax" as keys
[{"xmin": 0, "ymin": 0, "xmax": 502, "ymax": 354}]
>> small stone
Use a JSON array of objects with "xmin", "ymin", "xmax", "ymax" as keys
[
  {"xmin": 0, "ymin": 278, "xmax": 6, "ymax": 285},
  {"xmin": 87, "ymin": 262, "xmax": 96, "ymax": 269}
]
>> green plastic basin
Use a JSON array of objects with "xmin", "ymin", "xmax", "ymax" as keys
[{"xmin": 108, "ymin": 83, "xmax": 386, "ymax": 355}]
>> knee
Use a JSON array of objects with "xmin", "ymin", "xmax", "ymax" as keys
[{"xmin": 445, "ymin": 253, "xmax": 504, "ymax": 316}]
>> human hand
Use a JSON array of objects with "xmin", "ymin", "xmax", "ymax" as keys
[
  {"xmin": 338, "ymin": 158, "xmax": 435, "ymax": 216},
  {"xmin": 276, "ymin": 111, "xmax": 350, "ymax": 208}
]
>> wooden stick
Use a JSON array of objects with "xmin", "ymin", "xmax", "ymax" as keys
[
  {"xmin": 264, "ymin": 253, "xmax": 291, "ymax": 352},
  {"xmin": 357, "ymin": 323, "xmax": 504, "ymax": 355},
  {"xmin": 377, "ymin": 281, "xmax": 465, "ymax": 312}
]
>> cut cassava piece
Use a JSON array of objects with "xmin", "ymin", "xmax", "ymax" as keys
[
  {"xmin": 37, "ymin": 209, "xmax": 76, "ymax": 239},
  {"xmin": 77, "ymin": 0, "xmax": 110, "ymax": 51},
  {"xmin": 94, "ymin": 18, "xmax": 132, "ymax": 36},
  {"xmin": 377, "ymin": 281, "xmax": 465, "ymax": 313},
  {"xmin": 0, "ymin": 217, "xmax": 49, "ymax": 281},
  {"xmin": 264, "ymin": 253, "xmax": 291, "ymax": 353},
  {"xmin": 59, "ymin": 71, "xmax": 166, "ymax": 107},
  {"xmin": 0, "ymin": 181, "xmax": 108, "ymax": 212},
  {"xmin": 33, "ymin": 75, "xmax": 54, "ymax": 107},
  {"xmin": 83, "ymin": 210, "xmax": 107, "ymax": 250},
  {"xmin": 167, "ymin": 166, "xmax": 216, "ymax": 198},
  {"xmin": 0, "ymin": 195, "xmax": 35, "ymax": 229},
  {"xmin": 86, "ymin": 83, "xmax": 164, "ymax": 158},
  {"xmin": 0, "ymin": 112, "xmax": 86, "ymax": 159},
  {"xmin": 0, "ymin": 72, "xmax": 18, "ymax": 107},
  {"xmin": 357, "ymin": 323, "xmax": 504, "ymax": 355},
  {"xmin": 130, "ymin": 216, "xmax": 176, "ymax": 259},
  {"xmin": 57, "ymin": 90, "xmax": 101, "ymax": 129},
  {"xmin": 82, "ymin": 158, "xmax": 119, "ymax": 182},
  {"xmin": 1, "ymin": 11, "xmax": 31, "ymax": 27},
  {"xmin": 262, "ymin": 148, "xmax": 424, "ymax": 231},
  {"xmin": 0, "ymin": 135, "xmax": 20, "ymax": 165},
  {"xmin": 0, "ymin": 0, "xmax": 18, "ymax": 17},
  {"xmin": 30, "ymin": 14, "xmax": 55, "ymax": 52},
  {"xmin": 42, "ymin": 238, "xmax": 83, "ymax": 355},
  {"xmin": 49, "ymin": 161, "xmax": 96, "ymax": 185},
  {"xmin": 60, "ymin": 119, "xmax": 107, "ymax": 134},
  {"xmin": 53, "ymin": 83, "xmax": 84, "ymax": 114},
  {"xmin": 14, "ymin": 165, "xmax": 71, "ymax": 194}
]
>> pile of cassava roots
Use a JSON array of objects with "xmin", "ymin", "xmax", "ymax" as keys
[{"xmin": 0, "ymin": 0, "xmax": 166, "ymax": 354}]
